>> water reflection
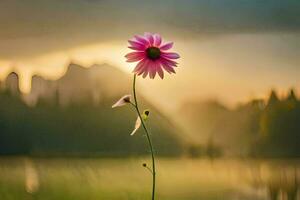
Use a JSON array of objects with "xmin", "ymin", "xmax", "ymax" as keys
[
  {"xmin": 1, "ymin": 158, "xmax": 300, "ymax": 200},
  {"xmin": 247, "ymin": 161, "xmax": 299, "ymax": 200}
]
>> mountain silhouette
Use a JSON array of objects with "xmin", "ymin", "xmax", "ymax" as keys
[{"xmin": 27, "ymin": 62, "xmax": 131, "ymax": 106}]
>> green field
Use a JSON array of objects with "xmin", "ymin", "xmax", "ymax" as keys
[{"xmin": 0, "ymin": 157, "xmax": 299, "ymax": 200}]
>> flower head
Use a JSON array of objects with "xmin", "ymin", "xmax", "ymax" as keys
[{"xmin": 125, "ymin": 32, "xmax": 180, "ymax": 79}]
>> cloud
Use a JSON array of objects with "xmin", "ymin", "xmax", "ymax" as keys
[{"xmin": 0, "ymin": 0, "xmax": 299, "ymax": 58}]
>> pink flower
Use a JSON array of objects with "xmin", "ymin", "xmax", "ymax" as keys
[{"xmin": 125, "ymin": 33, "xmax": 180, "ymax": 79}]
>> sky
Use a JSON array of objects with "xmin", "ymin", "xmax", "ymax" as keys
[{"xmin": 0, "ymin": 0, "xmax": 299, "ymax": 109}]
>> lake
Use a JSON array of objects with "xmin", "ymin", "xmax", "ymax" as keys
[{"xmin": 0, "ymin": 157, "xmax": 299, "ymax": 200}]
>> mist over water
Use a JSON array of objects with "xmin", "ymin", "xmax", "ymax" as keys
[{"xmin": 1, "ymin": 157, "xmax": 299, "ymax": 200}]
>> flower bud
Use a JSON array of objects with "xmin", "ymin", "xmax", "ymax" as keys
[
  {"xmin": 112, "ymin": 95, "xmax": 131, "ymax": 108},
  {"xmin": 142, "ymin": 109, "xmax": 150, "ymax": 120}
]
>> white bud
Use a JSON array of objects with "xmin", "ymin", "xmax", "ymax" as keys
[
  {"xmin": 130, "ymin": 116, "xmax": 141, "ymax": 136},
  {"xmin": 112, "ymin": 95, "xmax": 131, "ymax": 108}
]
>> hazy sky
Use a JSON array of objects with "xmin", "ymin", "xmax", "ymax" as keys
[{"xmin": 0, "ymin": 0, "xmax": 299, "ymax": 108}]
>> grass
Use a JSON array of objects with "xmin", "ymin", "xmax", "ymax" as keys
[{"xmin": 0, "ymin": 157, "xmax": 299, "ymax": 200}]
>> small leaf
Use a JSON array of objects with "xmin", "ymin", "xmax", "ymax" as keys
[{"xmin": 112, "ymin": 95, "xmax": 131, "ymax": 108}]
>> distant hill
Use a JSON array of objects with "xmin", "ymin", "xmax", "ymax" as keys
[
  {"xmin": 178, "ymin": 100, "xmax": 261, "ymax": 155},
  {"xmin": 178, "ymin": 90, "xmax": 300, "ymax": 157},
  {"xmin": 26, "ymin": 63, "xmax": 132, "ymax": 106},
  {"xmin": 0, "ymin": 63, "xmax": 184, "ymax": 156}
]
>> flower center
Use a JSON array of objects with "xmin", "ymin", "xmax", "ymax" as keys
[{"xmin": 146, "ymin": 47, "xmax": 161, "ymax": 60}]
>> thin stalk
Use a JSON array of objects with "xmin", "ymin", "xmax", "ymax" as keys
[{"xmin": 132, "ymin": 74, "xmax": 156, "ymax": 200}]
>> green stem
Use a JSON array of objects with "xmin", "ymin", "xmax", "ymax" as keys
[{"xmin": 132, "ymin": 74, "xmax": 156, "ymax": 200}]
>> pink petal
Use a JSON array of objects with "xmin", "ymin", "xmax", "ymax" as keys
[
  {"xmin": 144, "ymin": 32, "xmax": 154, "ymax": 45},
  {"xmin": 137, "ymin": 68, "xmax": 145, "ymax": 75},
  {"xmin": 128, "ymin": 46, "xmax": 143, "ymax": 51},
  {"xmin": 161, "ymin": 57, "xmax": 178, "ymax": 67},
  {"xmin": 128, "ymin": 40, "xmax": 146, "ymax": 50},
  {"xmin": 161, "ymin": 52, "xmax": 180, "ymax": 59},
  {"xmin": 160, "ymin": 60, "xmax": 176, "ymax": 74},
  {"xmin": 134, "ymin": 35, "xmax": 149, "ymax": 46},
  {"xmin": 125, "ymin": 52, "xmax": 145, "ymax": 62},
  {"xmin": 160, "ymin": 42, "xmax": 173, "ymax": 50},
  {"xmin": 137, "ymin": 59, "xmax": 150, "ymax": 76},
  {"xmin": 149, "ymin": 61, "xmax": 158, "ymax": 79},
  {"xmin": 153, "ymin": 34, "xmax": 162, "ymax": 47},
  {"xmin": 134, "ymin": 59, "xmax": 147, "ymax": 73},
  {"xmin": 142, "ymin": 64, "xmax": 150, "ymax": 78},
  {"xmin": 156, "ymin": 63, "xmax": 164, "ymax": 79}
]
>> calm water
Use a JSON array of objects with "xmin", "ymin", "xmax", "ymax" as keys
[{"xmin": 0, "ymin": 157, "xmax": 299, "ymax": 200}]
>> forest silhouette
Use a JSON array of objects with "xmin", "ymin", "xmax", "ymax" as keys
[{"xmin": 0, "ymin": 68, "xmax": 299, "ymax": 157}]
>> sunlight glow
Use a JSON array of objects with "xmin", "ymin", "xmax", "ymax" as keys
[
  {"xmin": 0, "ymin": 34, "xmax": 299, "ymax": 109},
  {"xmin": 0, "ymin": 42, "xmax": 133, "ymax": 93}
]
